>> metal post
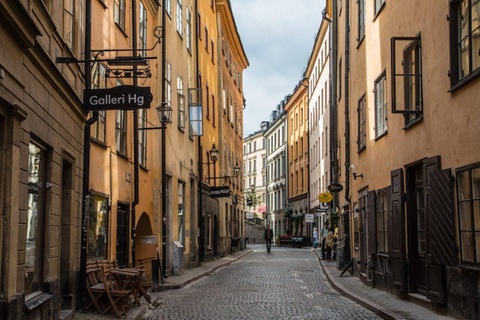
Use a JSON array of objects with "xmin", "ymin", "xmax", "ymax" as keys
[{"xmin": 132, "ymin": 0, "xmax": 139, "ymax": 267}]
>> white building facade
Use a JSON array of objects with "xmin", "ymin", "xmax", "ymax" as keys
[
  {"xmin": 307, "ymin": 22, "xmax": 330, "ymax": 227},
  {"xmin": 265, "ymin": 99, "xmax": 290, "ymax": 239}
]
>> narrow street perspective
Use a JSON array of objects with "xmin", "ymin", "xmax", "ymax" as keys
[{"xmin": 145, "ymin": 245, "xmax": 380, "ymax": 320}]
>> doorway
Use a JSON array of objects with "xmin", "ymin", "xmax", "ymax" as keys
[{"xmin": 117, "ymin": 203, "xmax": 130, "ymax": 268}]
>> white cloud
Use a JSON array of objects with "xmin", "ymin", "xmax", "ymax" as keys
[{"xmin": 231, "ymin": 0, "xmax": 326, "ymax": 136}]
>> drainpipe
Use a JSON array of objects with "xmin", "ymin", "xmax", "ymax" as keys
[
  {"xmin": 80, "ymin": 0, "xmax": 97, "ymax": 305},
  {"xmin": 329, "ymin": 0, "xmax": 338, "ymax": 213},
  {"xmin": 161, "ymin": 0, "xmax": 168, "ymax": 275},
  {"xmin": 195, "ymin": 0, "xmax": 204, "ymax": 263},
  {"xmin": 344, "ymin": 0, "xmax": 351, "ymax": 205},
  {"xmin": 132, "ymin": 0, "xmax": 139, "ymax": 268}
]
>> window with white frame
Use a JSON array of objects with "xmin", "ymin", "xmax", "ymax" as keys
[
  {"xmin": 358, "ymin": 94, "xmax": 366, "ymax": 151},
  {"xmin": 176, "ymin": 0, "xmax": 183, "ymax": 36},
  {"xmin": 114, "ymin": 0, "xmax": 126, "ymax": 30},
  {"xmin": 178, "ymin": 76, "xmax": 185, "ymax": 129},
  {"xmin": 139, "ymin": 109, "xmax": 147, "ymax": 166},
  {"xmin": 165, "ymin": 61, "xmax": 172, "ymax": 107},
  {"xmin": 374, "ymin": 71, "xmax": 388, "ymax": 137},
  {"xmin": 375, "ymin": 0, "xmax": 386, "ymax": 16},
  {"xmin": 186, "ymin": 7, "xmax": 192, "ymax": 51},
  {"xmin": 166, "ymin": 0, "xmax": 171, "ymax": 17},
  {"xmin": 139, "ymin": 1, "xmax": 147, "ymax": 57},
  {"xmin": 116, "ymin": 110, "xmax": 127, "ymax": 155},
  {"xmin": 358, "ymin": 0, "xmax": 365, "ymax": 42}
]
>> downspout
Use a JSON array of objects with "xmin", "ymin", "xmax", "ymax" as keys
[
  {"xmin": 344, "ymin": 0, "xmax": 351, "ymax": 205},
  {"xmin": 80, "ymin": 0, "xmax": 97, "ymax": 304},
  {"xmin": 329, "ymin": 0, "xmax": 338, "ymax": 211},
  {"xmin": 161, "ymin": 0, "xmax": 168, "ymax": 275},
  {"xmin": 132, "ymin": 0, "xmax": 139, "ymax": 267},
  {"xmin": 195, "ymin": 0, "xmax": 204, "ymax": 263}
]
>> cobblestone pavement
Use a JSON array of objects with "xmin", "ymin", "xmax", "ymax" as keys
[{"xmin": 145, "ymin": 245, "xmax": 380, "ymax": 320}]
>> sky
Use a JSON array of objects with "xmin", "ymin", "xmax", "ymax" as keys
[{"xmin": 230, "ymin": 0, "xmax": 327, "ymax": 137}]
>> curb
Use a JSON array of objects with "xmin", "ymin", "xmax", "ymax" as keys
[
  {"xmin": 154, "ymin": 248, "xmax": 253, "ymax": 292},
  {"xmin": 312, "ymin": 250, "xmax": 401, "ymax": 320}
]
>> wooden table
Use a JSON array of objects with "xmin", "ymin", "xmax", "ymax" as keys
[{"xmin": 110, "ymin": 268, "xmax": 152, "ymax": 305}]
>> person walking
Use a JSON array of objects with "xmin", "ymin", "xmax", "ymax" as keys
[
  {"xmin": 321, "ymin": 222, "xmax": 329, "ymax": 259},
  {"xmin": 265, "ymin": 224, "xmax": 274, "ymax": 253},
  {"xmin": 325, "ymin": 227, "xmax": 335, "ymax": 262},
  {"xmin": 313, "ymin": 227, "xmax": 318, "ymax": 249}
]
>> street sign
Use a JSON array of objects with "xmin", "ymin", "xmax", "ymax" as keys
[
  {"xmin": 305, "ymin": 214, "xmax": 314, "ymax": 223},
  {"xmin": 139, "ymin": 235, "xmax": 157, "ymax": 244},
  {"xmin": 210, "ymin": 186, "xmax": 231, "ymax": 198},
  {"xmin": 318, "ymin": 192, "xmax": 333, "ymax": 203},
  {"xmin": 327, "ymin": 183, "xmax": 344, "ymax": 193},
  {"xmin": 84, "ymin": 85, "xmax": 151, "ymax": 111},
  {"xmin": 246, "ymin": 198, "xmax": 253, "ymax": 206}
]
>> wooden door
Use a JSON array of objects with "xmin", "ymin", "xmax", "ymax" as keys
[{"xmin": 117, "ymin": 203, "xmax": 130, "ymax": 267}]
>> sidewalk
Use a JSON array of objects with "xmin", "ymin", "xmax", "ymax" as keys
[
  {"xmin": 312, "ymin": 249, "xmax": 456, "ymax": 320},
  {"xmin": 73, "ymin": 248, "xmax": 253, "ymax": 319}
]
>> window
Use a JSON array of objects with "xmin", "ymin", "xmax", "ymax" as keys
[
  {"xmin": 377, "ymin": 188, "xmax": 389, "ymax": 253},
  {"xmin": 358, "ymin": 94, "xmax": 366, "ymax": 151},
  {"xmin": 139, "ymin": 109, "xmax": 147, "ymax": 166},
  {"xmin": 64, "ymin": 0, "xmax": 75, "ymax": 51},
  {"xmin": 165, "ymin": 61, "xmax": 172, "ymax": 107},
  {"xmin": 254, "ymin": 159, "xmax": 256, "ymax": 171},
  {"xmin": 175, "ymin": 0, "xmax": 183, "ymax": 35},
  {"xmin": 358, "ymin": 0, "xmax": 365, "ymax": 42},
  {"xmin": 449, "ymin": 0, "xmax": 480, "ymax": 87},
  {"xmin": 91, "ymin": 64, "xmax": 106, "ymax": 142},
  {"xmin": 391, "ymin": 37, "xmax": 423, "ymax": 126},
  {"xmin": 204, "ymin": 27, "xmax": 209, "ymax": 51},
  {"xmin": 178, "ymin": 181, "xmax": 185, "ymax": 245},
  {"xmin": 457, "ymin": 163, "xmax": 480, "ymax": 263},
  {"xmin": 139, "ymin": 2, "xmax": 147, "ymax": 56},
  {"xmin": 375, "ymin": 0, "xmax": 386, "ymax": 16},
  {"xmin": 205, "ymin": 84, "xmax": 210, "ymax": 119},
  {"xmin": 116, "ymin": 110, "xmax": 127, "ymax": 155},
  {"xmin": 197, "ymin": 12, "xmax": 201, "ymax": 39},
  {"xmin": 186, "ymin": 7, "xmax": 192, "ymax": 51},
  {"xmin": 114, "ymin": 0, "xmax": 126, "ymax": 30},
  {"xmin": 254, "ymin": 141, "xmax": 256, "ymax": 151},
  {"xmin": 88, "ymin": 194, "xmax": 109, "ymax": 260},
  {"xmin": 211, "ymin": 40, "xmax": 215, "ymax": 63},
  {"xmin": 339, "ymin": 58, "xmax": 342, "ymax": 100},
  {"xmin": 25, "ymin": 142, "xmax": 47, "ymax": 294},
  {"xmin": 374, "ymin": 71, "xmax": 388, "ymax": 137},
  {"xmin": 177, "ymin": 76, "xmax": 185, "ymax": 129},
  {"xmin": 212, "ymin": 95, "xmax": 215, "ymax": 126},
  {"xmin": 166, "ymin": 0, "xmax": 171, "ymax": 17}
]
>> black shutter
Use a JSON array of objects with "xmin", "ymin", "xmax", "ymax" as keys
[
  {"xmin": 389, "ymin": 168, "xmax": 406, "ymax": 293},
  {"xmin": 423, "ymin": 155, "xmax": 441, "ymax": 264},
  {"xmin": 367, "ymin": 190, "xmax": 376, "ymax": 255}
]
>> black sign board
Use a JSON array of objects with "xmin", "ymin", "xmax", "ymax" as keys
[
  {"xmin": 210, "ymin": 186, "xmax": 231, "ymax": 198},
  {"xmin": 84, "ymin": 85, "xmax": 151, "ymax": 111},
  {"xmin": 327, "ymin": 183, "xmax": 344, "ymax": 193}
]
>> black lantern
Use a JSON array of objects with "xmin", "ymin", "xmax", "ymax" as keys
[
  {"xmin": 233, "ymin": 164, "xmax": 240, "ymax": 177},
  {"xmin": 210, "ymin": 143, "xmax": 219, "ymax": 163},
  {"xmin": 157, "ymin": 104, "xmax": 172, "ymax": 123}
]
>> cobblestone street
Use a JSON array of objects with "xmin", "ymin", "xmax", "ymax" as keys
[{"xmin": 145, "ymin": 245, "xmax": 379, "ymax": 319}]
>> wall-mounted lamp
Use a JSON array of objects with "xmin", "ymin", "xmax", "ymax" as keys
[{"xmin": 349, "ymin": 164, "xmax": 363, "ymax": 180}]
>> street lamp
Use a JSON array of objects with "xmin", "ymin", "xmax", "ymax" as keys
[
  {"xmin": 157, "ymin": 104, "xmax": 172, "ymax": 123},
  {"xmin": 210, "ymin": 143, "xmax": 219, "ymax": 163}
]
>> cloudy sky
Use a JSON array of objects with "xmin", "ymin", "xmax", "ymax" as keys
[{"xmin": 231, "ymin": 0, "xmax": 327, "ymax": 137}]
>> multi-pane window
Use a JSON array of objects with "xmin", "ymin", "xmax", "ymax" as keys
[
  {"xmin": 205, "ymin": 84, "xmax": 210, "ymax": 119},
  {"xmin": 457, "ymin": 163, "xmax": 480, "ymax": 263},
  {"xmin": 212, "ymin": 95, "xmax": 215, "ymax": 126},
  {"xmin": 176, "ymin": 0, "xmax": 183, "ymax": 36},
  {"xmin": 88, "ymin": 195, "xmax": 108, "ymax": 260},
  {"xmin": 91, "ymin": 64, "xmax": 106, "ymax": 142},
  {"xmin": 375, "ymin": 0, "xmax": 386, "ymax": 16},
  {"xmin": 166, "ymin": 0, "xmax": 171, "ymax": 16},
  {"xmin": 358, "ymin": 0, "xmax": 365, "ymax": 41},
  {"xmin": 377, "ymin": 188, "xmax": 389, "ymax": 253},
  {"xmin": 116, "ymin": 110, "xmax": 127, "ymax": 155},
  {"xmin": 358, "ymin": 94, "xmax": 366, "ymax": 151},
  {"xmin": 177, "ymin": 76, "xmax": 185, "ymax": 129},
  {"xmin": 165, "ymin": 61, "xmax": 172, "ymax": 107},
  {"xmin": 403, "ymin": 39, "xmax": 422, "ymax": 125},
  {"xmin": 26, "ymin": 142, "xmax": 47, "ymax": 294},
  {"xmin": 114, "ymin": 0, "xmax": 126, "ymax": 30},
  {"xmin": 205, "ymin": 27, "xmax": 209, "ymax": 51},
  {"xmin": 139, "ymin": 109, "xmax": 147, "ymax": 166},
  {"xmin": 139, "ymin": 2, "xmax": 147, "ymax": 57},
  {"xmin": 374, "ymin": 72, "xmax": 388, "ymax": 137},
  {"xmin": 186, "ymin": 8, "xmax": 192, "ymax": 51},
  {"xmin": 178, "ymin": 181, "xmax": 185, "ymax": 245},
  {"xmin": 450, "ymin": 0, "xmax": 480, "ymax": 85},
  {"xmin": 197, "ymin": 12, "xmax": 202, "ymax": 39},
  {"xmin": 211, "ymin": 40, "xmax": 215, "ymax": 63},
  {"xmin": 64, "ymin": 0, "xmax": 75, "ymax": 51}
]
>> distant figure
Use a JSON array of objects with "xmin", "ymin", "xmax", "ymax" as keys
[
  {"xmin": 321, "ymin": 222, "xmax": 329, "ymax": 259},
  {"xmin": 325, "ymin": 227, "xmax": 335, "ymax": 262},
  {"xmin": 313, "ymin": 227, "xmax": 318, "ymax": 249},
  {"xmin": 265, "ymin": 224, "xmax": 274, "ymax": 253}
]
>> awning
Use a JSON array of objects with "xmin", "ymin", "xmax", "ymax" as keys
[
  {"xmin": 257, "ymin": 206, "xmax": 267, "ymax": 213},
  {"xmin": 290, "ymin": 213, "xmax": 304, "ymax": 220}
]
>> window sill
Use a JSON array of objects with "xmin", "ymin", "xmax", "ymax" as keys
[
  {"xmin": 373, "ymin": 3, "xmax": 386, "ymax": 21},
  {"xmin": 374, "ymin": 130, "xmax": 388, "ymax": 141},
  {"xmin": 177, "ymin": 31, "xmax": 183, "ymax": 40},
  {"xmin": 458, "ymin": 263, "xmax": 480, "ymax": 272},
  {"xmin": 97, "ymin": 0, "xmax": 108, "ymax": 9},
  {"xmin": 449, "ymin": 68, "xmax": 480, "ymax": 93},
  {"xmin": 115, "ymin": 23, "xmax": 128, "ymax": 37},
  {"xmin": 178, "ymin": 126, "xmax": 185, "ymax": 133},
  {"xmin": 25, "ymin": 292, "xmax": 53, "ymax": 311},
  {"xmin": 116, "ymin": 151, "xmax": 129, "ymax": 161},
  {"xmin": 356, "ymin": 35, "xmax": 365, "ymax": 49},
  {"xmin": 358, "ymin": 145, "xmax": 366, "ymax": 154},
  {"xmin": 403, "ymin": 115, "xmax": 423, "ymax": 131},
  {"xmin": 90, "ymin": 137, "xmax": 108, "ymax": 149}
]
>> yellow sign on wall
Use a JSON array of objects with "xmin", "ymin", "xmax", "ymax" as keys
[{"xmin": 318, "ymin": 192, "xmax": 333, "ymax": 203}]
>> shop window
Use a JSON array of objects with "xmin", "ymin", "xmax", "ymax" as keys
[
  {"xmin": 449, "ymin": 0, "xmax": 480, "ymax": 88},
  {"xmin": 88, "ymin": 195, "xmax": 108, "ymax": 260},
  {"xmin": 25, "ymin": 141, "xmax": 48, "ymax": 295},
  {"xmin": 353, "ymin": 203, "xmax": 359, "ymax": 250},
  {"xmin": 178, "ymin": 181, "xmax": 185, "ymax": 245},
  {"xmin": 457, "ymin": 163, "xmax": 480, "ymax": 263}
]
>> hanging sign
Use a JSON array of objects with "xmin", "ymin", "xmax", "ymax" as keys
[
  {"xmin": 305, "ymin": 214, "xmax": 314, "ymax": 223},
  {"xmin": 210, "ymin": 186, "xmax": 231, "ymax": 198},
  {"xmin": 318, "ymin": 192, "xmax": 333, "ymax": 203},
  {"xmin": 327, "ymin": 183, "xmax": 344, "ymax": 193},
  {"xmin": 316, "ymin": 202, "xmax": 329, "ymax": 212},
  {"xmin": 139, "ymin": 235, "xmax": 157, "ymax": 244},
  {"xmin": 246, "ymin": 212, "xmax": 254, "ymax": 219},
  {"xmin": 84, "ymin": 85, "xmax": 151, "ymax": 111}
]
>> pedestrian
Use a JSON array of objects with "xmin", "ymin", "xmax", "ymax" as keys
[
  {"xmin": 313, "ymin": 227, "xmax": 318, "ymax": 249},
  {"xmin": 321, "ymin": 222, "xmax": 329, "ymax": 259},
  {"xmin": 325, "ymin": 227, "xmax": 335, "ymax": 262},
  {"xmin": 265, "ymin": 224, "xmax": 274, "ymax": 253}
]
